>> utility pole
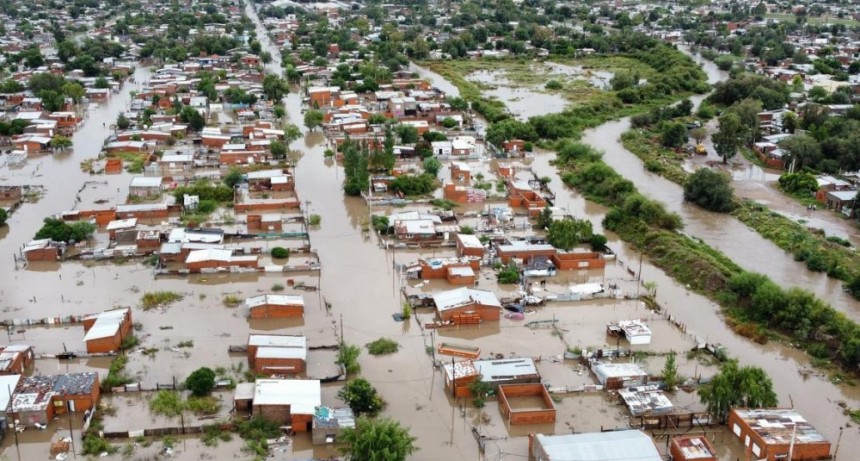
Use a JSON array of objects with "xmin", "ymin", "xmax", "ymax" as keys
[{"xmin": 339, "ymin": 313, "xmax": 344, "ymax": 345}]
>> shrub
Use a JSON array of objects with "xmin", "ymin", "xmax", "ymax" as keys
[
  {"xmin": 337, "ymin": 343, "xmax": 361, "ymax": 375},
  {"xmin": 150, "ymin": 391, "xmax": 186, "ymax": 417},
  {"xmin": 683, "ymin": 169, "xmax": 735, "ymax": 212},
  {"xmin": 545, "ymin": 80, "xmax": 563, "ymax": 90},
  {"xmin": 365, "ymin": 338, "xmax": 399, "ymax": 355},
  {"xmin": 497, "ymin": 264, "xmax": 520, "ymax": 284},
  {"xmin": 223, "ymin": 295, "xmax": 242, "ymax": 307},
  {"xmin": 308, "ymin": 214, "xmax": 321, "ymax": 226},
  {"xmin": 82, "ymin": 435, "xmax": 116, "ymax": 455},
  {"xmin": 187, "ymin": 395, "xmax": 220, "ymax": 415},
  {"xmin": 338, "ymin": 378, "xmax": 385, "ymax": 416},
  {"xmin": 271, "ymin": 247, "xmax": 289, "ymax": 259},
  {"xmin": 185, "ymin": 367, "xmax": 216, "ymax": 397},
  {"xmin": 141, "ymin": 291, "xmax": 183, "ymax": 310}
]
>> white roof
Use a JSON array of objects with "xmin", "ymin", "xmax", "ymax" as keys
[
  {"xmin": 160, "ymin": 154, "xmax": 193, "ymax": 162},
  {"xmin": 400, "ymin": 219, "xmax": 436, "ymax": 235},
  {"xmin": 828, "ymin": 190, "xmax": 857, "ymax": 201},
  {"xmin": 432, "ymin": 287, "xmax": 501, "ymax": 312},
  {"xmin": 256, "ymin": 346, "xmax": 306, "ymax": 360},
  {"xmin": 130, "ymin": 176, "xmax": 163, "ymax": 188},
  {"xmin": 83, "ymin": 308, "xmax": 129, "ymax": 342},
  {"xmin": 23, "ymin": 239, "xmax": 53, "ymax": 252},
  {"xmin": 457, "ymin": 234, "xmax": 482, "ymax": 249},
  {"xmin": 106, "ymin": 218, "xmax": 138, "ymax": 231},
  {"xmin": 0, "ymin": 374, "xmax": 21, "ymax": 412},
  {"xmin": 534, "ymin": 430, "xmax": 661, "ymax": 461},
  {"xmin": 116, "ymin": 203, "xmax": 168, "ymax": 212},
  {"xmin": 253, "ymin": 379, "xmax": 321, "ymax": 414},
  {"xmin": 390, "ymin": 211, "xmax": 441, "ymax": 223},
  {"xmin": 448, "ymin": 266, "xmax": 474, "ymax": 277},
  {"xmin": 473, "ymin": 358, "xmax": 537, "ymax": 382},
  {"xmin": 186, "ymin": 248, "xmax": 233, "ymax": 263},
  {"xmin": 245, "ymin": 294, "xmax": 304, "ymax": 308},
  {"xmin": 247, "ymin": 169, "xmax": 286, "ymax": 180},
  {"xmin": 248, "ymin": 334, "xmax": 306, "ymax": 348}
]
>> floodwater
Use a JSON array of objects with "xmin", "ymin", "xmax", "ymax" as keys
[{"xmin": 0, "ymin": 9, "xmax": 857, "ymax": 461}]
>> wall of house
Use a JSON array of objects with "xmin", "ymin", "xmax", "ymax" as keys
[
  {"xmin": 24, "ymin": 247, "xmax": 60, "ymax": 262},
  {"xmin": 727, "ymin": 412, "xmax": 831, "ymax": 461},
  {"xmin": 86, "ymin": 332, "xmax": 122, "ymax": 354},
  {"xmin": 497, "ymin": 384, "xmax": 556, "ymax": 425},
  {"xmin": 234, "ymin": 200, "xmax": 300, "ymax": 213},
  {"xmin": 551, "ymin": 253, "xmax": 606, "ymax": 270},
  {"xmin": 446, "ymin": 271, "xmax": 476, "ymax": 286},
  {"xmin": 253, "ymin": 404, "xmax": 292, "ymax": 424},
  {"xmin": 456, "ymin": 242, "xmax": 484, "ymax": 258},
  {"xmin": 669, "ymin": 438, "xmax": 716, "ymax": 461},
  {"xmin": 186, "ymin": 258, "xmax": 259, "ymax": 271},
  {"xmin": 254, "ymin": 357, "xmax": 305, "ymax": 374},
  {"xmin": 497, "ymin": 248, "xmax": 555, "ymax": 264},
  {"xmin": 248, "ymin": 304, "xmax": 304, "ymax": 319}
]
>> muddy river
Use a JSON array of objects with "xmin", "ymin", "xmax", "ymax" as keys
[{"xmin": 0, "ymin": 7, "xmax": 857, "ymax": 460}]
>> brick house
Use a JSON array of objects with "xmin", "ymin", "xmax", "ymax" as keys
[
  {"xmin": 443, "ymin": 358, "xmax": 540, "ymax": 398},
  {"xmin": 22, "ymin": 239, "xmax": 64, "ymax": 262},
  {"xmin": 432, "ymin": 287, "xmax": 501, "ymax": 324},
  {"xmin": 247, "ymin": 379, "xmax": 321, "ymax": 432},
  {"xmin": 0, "ymin": 345, "xmax": 34, "ymax": 375},
  {"xmin": 247, "ymin": 335, "xmax": 306, "ymax": 374},
  {"xmin": 669, "ymin": 435, "xmax": 717, "ymax": 461},
  {"xmin": 455, "ymin": 234, "xmax": 484, "ymax": 258},
  {"xmin": 727, "ymin": 408, "xmax": 830, "ymax": 461},
  {"xmin": 11, "ymin": 372, "xmax": 100, "ymax": 425},
  {"xmin": 498, "ymin": 383, "xmax": 556, "ymax": 425},
  {"xmin": 82, "ymin": 307, "xmax": 133, "ymax": 354},
  {"xmin": 245, "ymin": 294, "xmax": 304, "ymax": 319}
]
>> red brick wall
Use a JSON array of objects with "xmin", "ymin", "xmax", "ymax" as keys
[
  {"xmin": 497, "ymin": 384, "xmax": 556, "ymax": 425},
  {"xmin": 86, "ymin": 332, "xmax": 122, "ymax": 353},
  {"xmin": 25, "ymin": 247, "xmax": 60, "ymax": 261},
  {"xmin": 254, "ymin": 357, "xmax": 305, "ymax": 374},
  {"xmin": 727, "ymin": 411, "xmax": 831, "ymax": 461},
  {"xmin": 551, "ymin": 253, "xmax": 606, "ymax": 270},
  {"xmin": 249, "ymin": 305, "xmax": 303, "ymax": 319},
  {"xmin": 440, "ymin": 304, "xmax": 500, "ymax": 322}
]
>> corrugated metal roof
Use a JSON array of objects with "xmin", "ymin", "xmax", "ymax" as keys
[
  {"xmin": 252, "ymin": 379, "xmax": 320, "ymax": 414},
  {"xmin": 535, "ymin": 430, "xmax": 661, "ymax": 461},
  {"xmin": 83, "ymin": 308, "xmax": 129, "ymax": 342}
]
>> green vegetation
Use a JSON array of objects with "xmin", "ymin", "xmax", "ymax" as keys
[
  {"xmin": 186, "ymin": 367, "xmax": 216, "ymax": 397},
  {"xmin": 698, "ymin": 360, "xmax": 777, "ymax": 423},
  {"xmin": 150, "ymin": 391, "xmax": 186, "ymax": 417},
  {"xmin": 223, "ymin": 295, "xmax": 242, "ymax": 307},
  {"xmin": 141, "ymin": 291, "xmax": 183, "ymax": 310},
  {"xmin": 172, "ymin": 181, "xmax": 234, "ymax": 203},
  {"xmin": 467, "ymin": 379, "xmax": 492, "ymax": 408},
  {"xmin": 308, "ymin": 214, "xmax": 322, "ymax": 226},
  {"xmin": 338, "ymin": 378, "xmax": 386, "ymax": 416},
  {"xmin": 365, "ymin": 338, "xmax": 400, "ymax": 356},
  {"xmin": 202, "ymin": 423, "xmax": 233, "ymax": 447},
  {"xmin": 390, "ymin": 174, "xmax": 437, "ymax": 196},
  {"xmin": 235, "ymin": 417, "xmax": 281, "ymax": 460},
  {"xmin": 0, "ymin": 209, "xmax": 7, "ymax": 226},
  {"xmin": 683, "ymin": 169, "xmax": 735, "ymax": 212},
  {"xmin": 271, "ymin": 247, "xmax": 290, "ymax": 259},
  {"xmin": 547, "ymin": 218, "xmax": 593, "ymax": 250},
  {"xmin": 401, "ymin": 302, "xmax": 412, "ymax": 320},
  {"xmin": 34, "ymin": 218, "xmax": 95, "ymax": 243},
  {"xmin": 120, "ymin": 334, "xmax": 140, "ymax": 351},
  {"xmin": 339, "ymin": 417, "xmax": 418, "ymax": 461},
  {"xmin": 82, "ymin": 434, "xmax": 117, "ymax": 455},
  {"xmin": 187, "ymin": 395, "xmax": 220, "ymax": 415},
  {"xmin": 662, "ymin": 351, "xmax": 679, "ymax": 392},
  {"xmin": 429, "ymin": 198, "xmax": 458, "ymax": 211},
  {"xmin": 497, "ymin": 264, "xmax": 520, "ymax": 284},
  {"xmin": 103, "ymin": 355, "xmax": 132, "ymax": 389},
  {"xmin": 337, "ymin": 343, "xmax": 361, "ymax": 375}
]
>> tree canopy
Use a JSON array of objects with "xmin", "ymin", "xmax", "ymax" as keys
[
  {"xmin": 683, "ymin": 169, "xmax": 735, "ymax": 212},
  {"xmin": 34, "ymin": 218, "xmax": 95, "ymax": 243},
  {"xmin": 698, "ymin": 360, "xmax": 777, "ymax": 423},
  {"xmin": 339, "ymin": 417, "xmax": 418, "ymax": 461},
  {"xmin": 338, "ymin": 378, "xmax": 385, "ymax": 416}
]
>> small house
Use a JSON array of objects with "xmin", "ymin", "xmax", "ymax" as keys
[
  {"xmin": 443, "ymin": 358, "xmax": 540, "ymax": 397},
  {"xmin": 590, "ymin": 362, "xmax": 648, "ymax": 390},
  {"xmin": 82, "ymin": 307, "xmax": 133, "ymax": 354},
  {"xmin": 727, "ymin": 408, "xmax": 830, "ymax": 461},
  {"xmin": 825, "ymin": 190, "xmax": 856, "ymax": 213},
  {"xmin": 22, "ymin": 239, "xmax": 64, "ymax": 262},
  {"xmin": 11, "ymin": 372, "xmax": 100, "ymax": 425},
  {"xmin": 618, "ymin": 385, "xmax": 673, "ymax": 416},
  {"xmin": 249, "ymin": 379, "xmax": 321, "ymax": 432},
  {"xmin": 496, "ymin": 241, "xmax": 556, "ymax": 264},
  {"xmin": 185, "ymin": 249, "xmax": 259, "ymax": 272},
  {"xmin": 669, "ymin": 435, "xmax": 717, "ymax": 461},
  {"xmin": 128, "ymin": 177, "xmax": 163, "ymax": 198},
  {"xmin": 312, "ymin": 406, "xmax": 355, "ymax": 445},
  {"xmin": 432, "ymin": 287, "xmax": 501, "ymax": 324},
  {"xmin": 608, "ymin": 319, "xmax": 652, "ymax": 345},
  {"xmin": 455, "ymin": 234, "xmax": 484, "ymax": 258},
  {"xmin": 529, "ymin": 430, "xmax": 662, "ymax": 461},
  {"xmin": 247, "ymin": 334, "xmax": 306, "ymax": 374},
  {"xmin": 245, "ymin": 294, "xmax": 304, "ymax": 319},
  {"xmin": 0, "ymin": 345, "xmax": 34, "ymax": 375}
]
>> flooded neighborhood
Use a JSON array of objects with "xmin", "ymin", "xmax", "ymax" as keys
[{"xmin": 0, "ymin": 0, "xmax": 860, "ymax": 460}]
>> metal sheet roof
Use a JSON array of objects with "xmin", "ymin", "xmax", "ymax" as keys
[
  {"xmin": 252, "ymin": 379, "xmax": 320, "ymax": 414},
  {"xmin": 535, "ymin": 430, "xmax": 661, "ymax": 461}
]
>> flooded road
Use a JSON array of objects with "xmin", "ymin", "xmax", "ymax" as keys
[{"xmin": 405, "ymin": 60, "xmax": 860, "ymax": 457}]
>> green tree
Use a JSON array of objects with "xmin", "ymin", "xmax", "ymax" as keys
[
  {"xmin": 342, "ymin": 140, "xmax": 370, "ymax": 195},
  {"xmin": 382, "ymin": 125, "xmax": 396, "ymax": 172},
  {"xmin": 780, "ymin": 134, "xmax": 821, "ymax": 172},
  {"xmin": 395, "ymin": 124, "xmax": 419, "ymax": 144},
  {"xmin": 270, "ymin": 140, "xmax": 288, "ymax": 159},
  {"xmin": 339, "ymin": 417, "xmax": 418, "ymax": 461},
  {"xmin": 303, "ymin": 110, "xmax": 324, "ymax": 130},
  {"xmin": 50, "ymin": 135, "xmax": 72, "ymax": 150},
  {"xmin": 185, "ymin": 367, "xmax": 216, "ymax": 397},
  {"xmin": 662, "ymin": 351, "xmax": 678, "ymax": 392},
  {"xmin": 34, "ymin": 218, "xmax": 95, "ymax": 243},
  {"xmin": 683, "ymin": 169, "xmax": 735, "ymax": 212},
  {"xmin": 535, "ymin": 206, "xmax": 553, "ymax": 229},
  {"xmin": 338, "ymin": 378, "xmax": 385, "ymax": 416},
  {"xmin": 547, "ymin": 218, "xmax": 593, "ymax": 251},
  {"xmin": 116, "ymin": 113, "xmax": 131, "ymax": 130},
  {"xmin": 61, "ymin": 82, "xmax": 85, "ymax": 103},
  {"xmin": 223, "ymin": 168, "xmax": 243, "ymax": 188},
  {"xmin": 712, "ymin": 112, "xmax": 745, "ymax": 163},
  {"xmin": 782, "ymin": 111, "xmax": 798, "ymax": 134},
  {"xmin": 39, "ymin": 90, "xmax": 65, "ymax": 112},
  {"xmin": 180, "ymin": 106, "xmax": 205, "ymax": 131},
  {"xmin": 660, "ymin": 122, "xmax": 688, "ymax": 148},
  {"xmin": 699, "ymin": 360, "xmax": 777, "ymax": 423},
  {"xmin": 422, "ymin": 157, "xmax": 441, "ymax": 177},
  {"xmin": 262, "ymin": 74, "xmax": 289, "ymax": 101},
  {"xmin": 283, "ymin": 124, "xmax": 302, "ymax": 147},
  {"xmin": 0, "ymin": 208, "xmax": 7, "ymax": 226},
  {"xmin": 690, "ymin": 127, "xmax": 707, "ymax": 145}
]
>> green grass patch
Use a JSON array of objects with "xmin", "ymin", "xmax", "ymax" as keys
[
  {"xmin": 141, "ymin": 291, "xmax": 183, "ymax": 310},
  {"xmin": 187, "ymin": 395, "xmax": 221, "ymax": 415},
  {"xmin": 103, "ymin": 355, "xmax": 133, "ymax": 389},
  {"xmin": 365, "ymin": 337, "xmax": 400, "ymax": 356},
  {"xmin": 149, "ymin": 390, "xmax": 186, "ymax": 417}
]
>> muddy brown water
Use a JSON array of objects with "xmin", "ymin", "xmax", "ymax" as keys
[{"xmin": 0, "ymin": 10, "xmax": 857, "ymax": 460}]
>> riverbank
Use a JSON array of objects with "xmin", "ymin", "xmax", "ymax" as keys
[{"xmin": 620, "ymin": 127, "xmax": 860, "ymax": 298}]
